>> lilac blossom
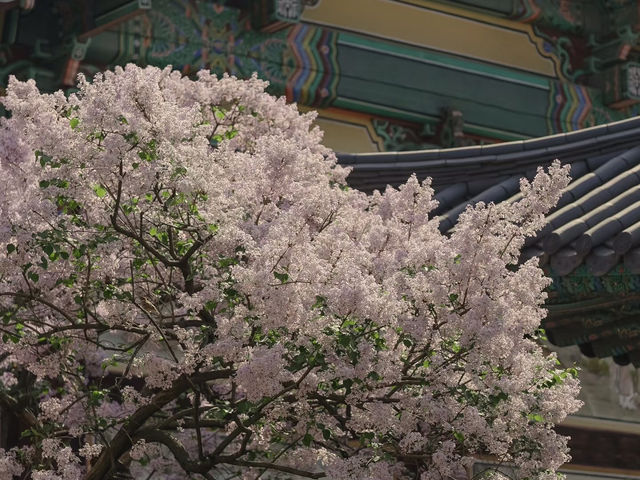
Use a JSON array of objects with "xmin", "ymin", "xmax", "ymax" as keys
[{"xmin": 0, "ymin": 64, "xmax": 580, "ymax": 480}]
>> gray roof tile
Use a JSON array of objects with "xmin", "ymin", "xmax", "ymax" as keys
[{"xmin": 338, "ymin": 115, "xmax": 640, "ymax": 279}]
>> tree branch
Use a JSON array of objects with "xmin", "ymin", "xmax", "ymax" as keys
[{"xmin": 85, "ymin": 369, "xmax": 233, "ymax": 480}]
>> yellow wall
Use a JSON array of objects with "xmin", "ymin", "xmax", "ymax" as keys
[
  {"xmin": 299, "ymin": 106, "xmax": 385, "ymax": 153},
  {"xmin": 302, "ymin": 0, "xmax": 559, "ymax": 77}
]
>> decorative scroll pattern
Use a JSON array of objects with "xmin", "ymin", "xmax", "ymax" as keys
[
  {"xmin": 546, "ymin": 80, "xmax": 622, "ymax": 133},
  {"xmin": 513, "ymin": 0, "xmax": 583, "ymax": 33},
  {"xmin": 370, "ymin": 119, "xmax": 438, "ymax": 151},
  {"xmin": 285, "ymin": 24, "xmax": 339, "ymax": 107},
  {"xmin": 544, "ymin": 263, "xmax": 640, "ymax": 304},
  {"xmin": 113, "ymin": 0, "xmax": 339, "ymax": 107}
]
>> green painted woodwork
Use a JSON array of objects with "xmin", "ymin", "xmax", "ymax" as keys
[
  {"xmin": 432, "ymin": 0, "xmax": 514, "ymax": 17},
  {"xmin": 84, "ymin": 0, "xmax": 339, "ymax": 108},
  {"xmin": 332, "ymin": 96, "xmax": 444, "ymax": 125},
  {"xmin": 336, "ymin": 43, "xmax": 551, "ymax": 137},
  {"xmin": 337, "ymin": 32, "xmax": 551, "ymax": 89},
  {"xmin": 0, "ymin": 0, "xmax": 632, "ymax": 147},
  {"xmin": 601, "ymin": 62, "xmax": 640, "ymax": 107},
  {"xmin": 371, "ymin": 119, "xmax": 439, "ymax": 151},
  {"xmin": 546, "ymin": 80, "xmax": 623, "ymax": 132},
  {"xmin": 543, "ymin": 264, "xmax": 640, "ymax": 364},
  {"xmin": 1, "ymin": 8, "xmax": 17, "ymax": 44},
  {"xmin": 514, "ymin": 0, "xmax": 591, "ymax": 34},
  {"xmin": 438, "ymin": 0, "xmax": 604, "ymax": 35},
  {"xmin": 31, "ymin": 0, "xmax": 624, "ymax": 145},
  {"xmin": 461, "ymin": 123, "xmax": 531, "ymax": 141},
  {"xmin": 93, "ymin": 2, "xmax": 631, "ymax": 139},
  {"xmin": 92, "ymin": 1, "xmax": 146, "ymax": 29},
  {"xmin": 545, "ymin": 264, "xmax": 640, "ymax": 305}
]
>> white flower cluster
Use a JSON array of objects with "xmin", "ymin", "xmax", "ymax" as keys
[{"xmin": 0, "ymin": 64, "xmax": 580, "ymax": 480}]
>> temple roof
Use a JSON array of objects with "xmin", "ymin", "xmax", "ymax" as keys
[
  {"xmin": 339, "ymin": 116, "xmax": 640, "ymax": 277},
  {"xmin": 337, "ymin": 116, "xmax": 640, "ymax": 366}
]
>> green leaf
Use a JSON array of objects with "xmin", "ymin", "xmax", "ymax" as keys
[
  {"xmin": 172, "ymin": 166, "xmax": 187, "ymax": 178},
  {"xmin": 93, "ymin": 185, "xmax": 107, "ymax": 198},
  {"xmin": 213, "ymin": 106, "xmax": 226, "ymax": 120},
  {"xmin": 302, "ymin": 433, "xmax": 313, "ymax": 447},
  {"xmin": 6, "ymin": 244, "xmax": 15, "ymax": 254},
  {"xmin": 89, "ymin": 389, "xmax": 106, "ymax": 405},
  {"xmin": 124, "ymin": 132, "xmax": 138, "ymax": 144},
  {"xmin": 527, "ymin": 413, "xmax": 544, "ymax": 423},
  {"xmin": 70, "ymin": 117, "xmax": 79, "ymax": 130},
  {"xmin": 535, "ymin": 327, "xmax": 548, "ymax": 341},
  {"xmin": 312, "ymin": 295, "xmax": 327, "ymax": 310},
  {"xmin": 273, "ymin": 271, "xmax": 289, "ymax": 283},
  {"xmin": 359, "ymin": 431, "xmax": 374, "ymax": 445}
]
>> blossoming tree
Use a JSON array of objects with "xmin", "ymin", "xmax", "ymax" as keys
[{"xmin": 0, "ymin": 65, "xmax": 580, "ymax": 480}]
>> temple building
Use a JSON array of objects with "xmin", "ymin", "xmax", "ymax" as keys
[
  {"xmin": 7, "ymin": 0, "xmax": 640, "ymax": 151},
  {"xmin": 343, "ymin": 117, "xmax": 640, "ymax": 479},
  {"xmin": 1, "ymin": 0, "xmax": 640, "ymax": 477}
]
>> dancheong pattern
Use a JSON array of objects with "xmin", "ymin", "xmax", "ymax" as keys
[{"xmin": 112, "ymin": 0, "xmax": 339, "ymax": 107}]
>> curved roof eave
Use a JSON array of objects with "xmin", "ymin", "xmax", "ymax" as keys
[{"xmin": 338, "ymin": 115, "xmax": 640, "ymax": 366}]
